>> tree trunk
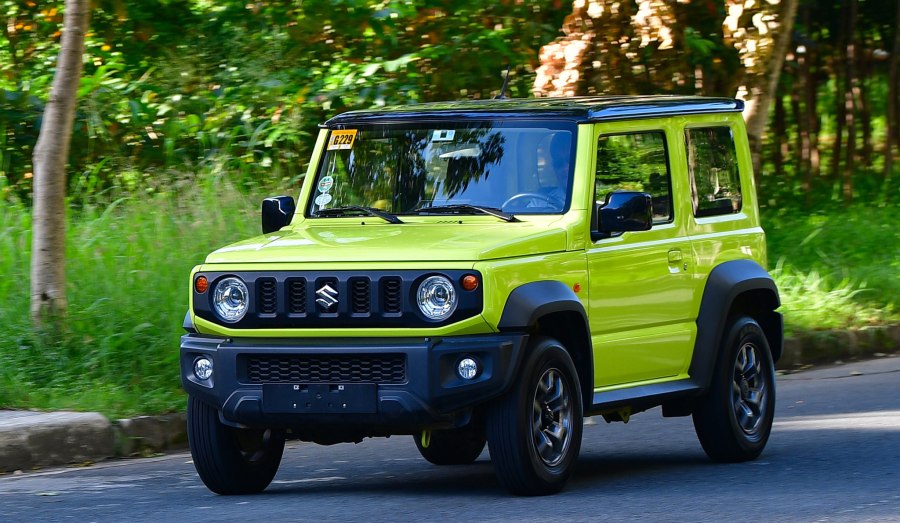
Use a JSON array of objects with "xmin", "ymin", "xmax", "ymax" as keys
[
  {"xmin": 30, "ymin": 0, "xmax": 90, "ymax": 324},
  {"xmin": 842, "ymin": 0, "xmax": 859, "ymax": 205},
  {"xmin": 831, "ymin": 1, "xmax": 849, "ymax": 182},
  {"xmin": 886, "ymin": 0, "xmax": 900, "ymax": 198},
  {"xmin": 773, "ymin": 89, "xmax": 786, "ymax": 176},
  {"xmin": 734, "ymin": 0, "xmax": 800, "ymax": 181}
]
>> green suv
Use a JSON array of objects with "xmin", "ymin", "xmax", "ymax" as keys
[{"xmin": 181, "ymin": 96, "xmax": 782, "ymax": 496}]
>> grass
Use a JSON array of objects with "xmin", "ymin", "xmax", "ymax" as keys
[
  {"xmin": 0, "ymin": 180, "xmax": 896, "ymax": 417},
  {"xmin": 764, "ymin": 205, "xmax": 899, "ymax": 333},
  {"xmin": 0, "ymin": 176, "xmax": 261, "ymax": 417}
]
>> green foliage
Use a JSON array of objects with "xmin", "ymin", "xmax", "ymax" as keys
[{"xmin": 0, "ymin": 0, "xmax": 567, "ymax": 200}]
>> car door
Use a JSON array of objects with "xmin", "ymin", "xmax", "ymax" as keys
[{"xmin": 586, "ymin": 121, "xmax": 699, "ymax": 388}]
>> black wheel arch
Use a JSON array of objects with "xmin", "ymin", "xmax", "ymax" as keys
[
  {"xmin": 498, "ymin": 281, "xmax": 593, "ymax": 410},
  {"xmin": 690, "ymin": 259, "xmax": 783, "ymax": 391}
]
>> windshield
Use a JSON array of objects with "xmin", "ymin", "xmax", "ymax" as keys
[{"xmin": 307, "ymin": 121, "xmax": 576, "ymax": 217}]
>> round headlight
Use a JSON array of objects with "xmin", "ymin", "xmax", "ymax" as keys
[
  {"xmin": 212, "ymin": 277, "xmax": 249, "ymax": 323},
  {"xmin": 417, "ymin": 275, "xmax": 457, "ymax": 321}
]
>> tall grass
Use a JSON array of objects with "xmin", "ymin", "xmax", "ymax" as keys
[
  {"xmin": 765, "ymin": 205, "xmax": 899, "ymax": 332},
  {"xmin": 0, "ymin": 176, "xmax": 262, "ymax": 416}
]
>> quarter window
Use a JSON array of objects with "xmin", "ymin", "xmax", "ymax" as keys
[
  {"xmin": 685, "ymin": 127, "xmax": 743, "ymax": 217},
  {"xmin": 595, "ymin": 131, "xmax": 672, "ymax": 224}
]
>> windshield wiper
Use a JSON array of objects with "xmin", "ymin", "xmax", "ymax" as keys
[
  {"xmin": 314, "ymin": 206, "xmax": 404, "ymax": 224},
  {"xmin": 415, "ymin": 204, "xmax": 519, "ymax": 222}
]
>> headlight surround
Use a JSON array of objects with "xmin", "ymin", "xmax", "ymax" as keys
[
  {"xmin": 417, "ymin": 275, "xmax": 458, "ymax": 321},
  {"xmin": 212, "ymin": 276, "xmax": 249, "ymax": 323}
]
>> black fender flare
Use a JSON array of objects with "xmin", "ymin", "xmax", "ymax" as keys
[
  {"xmin": 183, "ymin": 310, "xmax": 196, "ymax": 333},
  {"xmin": 689, "ymin": 259, "xmax": 783, "ymax": 391},
  {"xmin": 498, "ymin": 281, "xmax": 593, "ymax": 405}
]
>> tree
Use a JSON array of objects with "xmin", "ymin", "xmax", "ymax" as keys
[
  {"xmin": 533, "ymin": 0, "xmax": 800, "ymax": 176},
  {"xmin": 724, "ymin": 0, "xmax": 800, "ymax": 178},
  {"xmin": 30, "ymin": 0, "xmax": 90, "ymax": 324}
]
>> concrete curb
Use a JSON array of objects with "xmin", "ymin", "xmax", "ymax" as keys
[
  {"xmin": 779, "ymin": 324, "xmax": 900, "ymax": 369},
  {"xmin": 0, "ymin": 411, "xmax": 187, "ymax": 474},
  {"xmin": 0, "ymin": 411, "xmax": 115, "ymax": 472}
]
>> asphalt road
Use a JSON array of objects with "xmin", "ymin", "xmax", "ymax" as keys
[{"xmin": 2, "ymin": 356, "xmax": 899, "ymax": 522}]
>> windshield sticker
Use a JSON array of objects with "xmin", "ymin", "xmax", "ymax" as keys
[
  {"xmin": 314, "ymin": 193, "xmax": 333, "ymax": 207},
  {"xmin": 327, "ymin": 129, "xmax": 357, "ymax": 150},
  {"xmin": 432, "ymin": 130, "xmax": 455, "ymax": 142},
  {"xmin": 317, "ymin": 176, "xmax": 334, "ymax": 193}
]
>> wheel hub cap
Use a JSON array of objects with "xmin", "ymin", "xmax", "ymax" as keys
[
  {"xmin": 732, "ymin": 342, "xmax": 769, "ymax": 437},
  {"xmin": 531, "ymin": 368, "xmax": 573, "ymax": 467}
]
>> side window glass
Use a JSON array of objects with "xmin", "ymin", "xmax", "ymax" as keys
[
  {"xmin": 684, "ymin": 127, "xmax": 743, "ymax": 217},
  {"xmin": 595, "ymin": 131, "xmax": 672, "ymax": 224}
]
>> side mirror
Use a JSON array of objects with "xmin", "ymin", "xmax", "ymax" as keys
[
  {"xmin": 261, "ymin": 196, "xmax": 296, "ymax": 234},
  {"xmin": 596, "ymin": 191, "xmax": 652, "ymax": 235}
]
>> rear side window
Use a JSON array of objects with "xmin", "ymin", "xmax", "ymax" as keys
[
  {"xmin": 595, "ymin": 131, "xmax": 672, "ymax": 224},
  {"xmin": 685, "ymin": 127, "xmax": 742, "ymax": 217}
]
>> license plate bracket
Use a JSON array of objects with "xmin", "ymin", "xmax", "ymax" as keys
[{"xmin": 262, "ymin": 383, "xmax": 377, "ymax": 414}]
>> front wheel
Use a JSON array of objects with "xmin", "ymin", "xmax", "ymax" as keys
[
  {"xmin": 486, "ymin": 337, "xmax": 583, "ymax": 496},
  {"xmin": 692, "ymin": 316, "xmax": 776, "ymax": 462},
  {"xmin": 187, "ymin": 396, "xmax": 285, "ymax": 494}
]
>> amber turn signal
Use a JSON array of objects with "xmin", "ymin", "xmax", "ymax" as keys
[
  {"xmin": 195, "ymin": 275, "xmax": 209, "ymax": 294},
  {"xmin": 461, "ymin": 274, "xmax": 479, "ymax": 291}
]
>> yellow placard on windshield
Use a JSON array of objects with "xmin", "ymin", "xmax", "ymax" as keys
[{"xmin": 327, "ymin": 129, "xmax": 357, "ymax": 150}]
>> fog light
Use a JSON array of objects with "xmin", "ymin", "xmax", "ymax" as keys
[
  {"xmin": 457, "ymin": 357, "xmax": 479, "ymax": 380},
  {"xmin": 194, "ymin": 357, "xmax": 213, "ymax": 380}
]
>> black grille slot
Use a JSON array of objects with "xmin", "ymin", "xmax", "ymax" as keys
[
  {"xmin": 287, "ymin": 278, "xmax": 307, "ymax": 314},
  {"xmin": 245, "ymin": 354, "xmax": 406, "ymax": 384},
  {"xmin": 381, "ymin": 277, "xmax": 402, "ymax": 313},
  {"xmin": 257, "ymin": 278, "xmax": 277, "ymax": 314},
  {"xmin": 350, "ymin": 278, "xmax": 370, "ymax": 314}
]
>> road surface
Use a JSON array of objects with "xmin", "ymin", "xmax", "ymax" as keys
[{"xmin": 2, "ymin": 356, "xmax": 898, "ymax": 522}]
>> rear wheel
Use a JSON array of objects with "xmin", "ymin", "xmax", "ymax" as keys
[
  {"xmin": 486, "ymin": 337, "xmax": 583, "ymax": 496},
  {"xmin": 414, "ymin": 426, "xmax": 486, "ymax": 465},
  {"xmin": 187, "ymin": 396, "xmax": 285, "ymax": 494},
  {"xmin": 693, "ymin": 316, "xmax": 776, "ymax": 462}
]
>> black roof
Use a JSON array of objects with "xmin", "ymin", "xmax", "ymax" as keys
[{"xmin": 324, "ymin": 95, "xmax": 743, "ymax": 127}]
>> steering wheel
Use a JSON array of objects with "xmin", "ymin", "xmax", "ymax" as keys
[{"xmin": 502, "ymin": 192, "xmax": 559, "ymax": 210}]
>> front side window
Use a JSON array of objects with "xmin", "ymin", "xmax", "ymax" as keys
[
  {"xmin": 685, "ymin": 127, "xmax": 743, "ymax": 217},
  {"xmin": 307, "ymin": 121, "xmax": 576, "ymax": 217},
  {"xmin": 595, "ymin": 131, "xmax": 672, "ymax": 224}
]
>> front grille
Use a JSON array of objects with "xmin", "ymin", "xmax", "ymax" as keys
[
  {"xmin": 245, "ymin": 354, "xmax": 407, "ymax": 384},
  {"xmin": 350, "ymin": 278, "xmax": 370, "ymax": 314},
  {"xmin": 258, "ymin": 278, "xmax": 277, "ymax": 314},
  {"xmin": 287, "ymin": 278, "xmax": 307, "ymax": 314},
  {"xmin": 381, "ymin": 277, "xmax": 402, "ymax": 313},
  {"xmin": 193, "ymin": 270, "xmax": 481, "ymax": 328}
]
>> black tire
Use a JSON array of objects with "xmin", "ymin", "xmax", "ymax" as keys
[
  {"xmin": 486, "ymin": 337, "xmax": 583, "ymax": 496},
  {"xmin": 693, "ymin": 316, "xmax": 776, "ymax": 462},
  {"xmin": 187, "ymin": 396, "xmax": 285, "ymax": 495},
  {"xmin": 414, "ymin": 426, "xmax": 486, "ymax": 465}
]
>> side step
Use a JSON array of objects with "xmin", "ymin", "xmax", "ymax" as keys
[{"xmin": 587, "ymin": 379, "xmax": 702, "ymax": 417}]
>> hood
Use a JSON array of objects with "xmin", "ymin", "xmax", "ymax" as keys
[{"xmin": 204, "ymin": 221, "xmax": 567, "ymax": 264}]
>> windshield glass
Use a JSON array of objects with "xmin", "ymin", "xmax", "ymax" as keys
[{"xmin": 307, "ymin": 121, "xmax": 576, "ymax": 217}]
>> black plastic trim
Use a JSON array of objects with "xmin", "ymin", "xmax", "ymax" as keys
[
  {"xmin": 688, "ymin": 259, "xmax": 782, "ymax": 390},
  {"xmin": 182, "ymin": 310, "xmax": 195, "ymax": 333},
  {"xmin": 589, "ymin": 379, "xmax": 701, "ymax": 415},
  {"xmin": 180, "ymin": 333, "xmax": 528, "ymax": 430},
  {"xmin": 323, "ymin": 96, "xmax": 743, "ymax": 128},
  {"xmin": 497, "ymin": 281, "xmax": 588, "ymax": 331}
]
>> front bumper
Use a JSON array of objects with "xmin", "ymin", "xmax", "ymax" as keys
[{"xmin": 180, "ymin": 333, "xmax": 527, "ymax": 434}]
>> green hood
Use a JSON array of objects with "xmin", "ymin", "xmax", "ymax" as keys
[{"xmin": 205, "ymin": 221, "xmax": 567, "ymax": 264}]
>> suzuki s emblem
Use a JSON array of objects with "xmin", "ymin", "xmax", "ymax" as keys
[{"xmin": 316, "ymin": 283, "xmax": 339, "ymax": 312}]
